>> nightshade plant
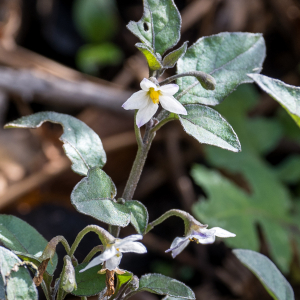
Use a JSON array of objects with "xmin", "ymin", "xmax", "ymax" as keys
[{"xmin": 0, "ymin": 1, "xmax": 296, "ymax": 300}]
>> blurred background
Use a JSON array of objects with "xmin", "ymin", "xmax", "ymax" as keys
[{"xmin": 0, "ymin": 0, "xmax": 300, "ymax": 299}]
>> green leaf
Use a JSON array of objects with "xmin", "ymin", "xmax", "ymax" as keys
[
  {"xmin": 233, "ymin": 249, "xmax": 294, "ymax": 300},
  {"xmin": 71, "ymin": 167, "xmax": 131, "ymax": 226},
  {"xmin": 275, "ymin": 155, "xmax": 300, "ymax": 184},
  {"xmin": 163, "ymin": 42, "xmax": 188, "ymax": 69},
  {"xmin": 72, "ymin": 262, "xmax": 106, "ymax": 297},
  {"xmin": 14, "ymin": 252, "xmax": 54, "ymax": 286},
  {"xmin": 73, "ymin": 0, "xmax": 119, "ymax": 43},
  {"xmin": 5, "ymin": 112, "xmax": 106, "ymax": 176},
  {"xmin": 0, "ymin": 215, "xmax": 57, "ymax": 275},
  {"xmin": 77, "ymin": 43, "xmax": 123, "ymax": 74},
  {"xmin": 138, "ymin": 273, "xmax": 195, "ymax": 299},
  {"xmin": 127, "ymin": 0, "xmax": 181, "ymax": 55},
  {"xmin": 136, "ymin": 43, "xmax": 163, "ymax": 71},
  {"xmin": 191, "ymin": 163, "xmax": 292, "ymax": 273},
  {"xmin": 179, "ymin": 104, "xmax": 241, "ymax": 152},
  {"xmin": 249, "ymin": 74, "xmax": 300, "ymax": 127},
  {"xmin": 125, "ymin": 200, "xmax": 149, "ymax": 234},
  {"xmin": 116, "ymin": 271, "xmax": 133, "ymax": 292},
  {"xmin": 0, "ymin": 246, "xmax": 38, "ymax": 300},
  {"xmin": 177, "ymin": 32, "xmax": 266, "ymax": 105}
]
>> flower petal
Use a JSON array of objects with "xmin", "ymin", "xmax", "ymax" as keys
[
  {"xmin": 140, "ymin": 78, "xmax": 157, "ymax": 91},
  {"xmin": 106, "ymin": 254, "xmax": 122, "ymax": 270},
  {"xmin": 118, "ymin": 241, "xmax": 147, "ymax": 254},
  {"xmin": 79, "ymin": 255, "xmax": 102, "ymax": 272},
  {"xmin": 159, "ymin": 95, "xmax": 187, "ymax": 115},
  {"xmin": 191, "ymin": 234, "xmax": 215, "ymax": 244},
  {"xmin": 136, "ymin": 101, "xmax": 158, "ymax": 128},
  {"xmin": 116, "ymin": 235, "xmax": 143, "ymax": 248},
  {"xmin": 121, "ymin": 234, "xmax": 143, "ymax": 242},
  {"xmin": 97, "ymin": 246, "xmax": 117, "ymax": 262},
  {"xmin": 160, "ymin": 84, "xmax": 179, "ymax": 96},
  {"xmin": 211, "ymin": 227, "xmax": 236, "ymax": 238},
  {"xmin": 122, "ymin": 90, "xmax": 148, "ymax": 110},
  {"xmin": 165, "ymin": 236, "xmax": 190, "ymax": 258}
]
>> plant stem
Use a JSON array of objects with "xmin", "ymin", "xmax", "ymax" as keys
[
  {"xmin": 69, "ymin": 225, "xmax": 114, "ymax": 258},
  {"xmin": 159, "ymin": 71, "xmax": 216, "ymax": 90},
  {"xmin": 145, "ymin": 209, "xmax": 194, "ymax": 234},
  {"xmin": 82, "ymin": 245, "xmax": 103, "ymax": 263},
  {"xmin": 122, "ymin": 122, "xmax": 156, "ymax": 201},
  {"xmin": 109, "ymin": 119, "xmax": 156, "ymax": 238}
]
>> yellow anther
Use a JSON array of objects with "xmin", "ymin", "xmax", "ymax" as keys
[
  {"xmin": 148, "ymin": 87, "xmax": 161, "ymax": 104},
  {"xmin": 116, "ymin": 248, "xmax": 119, "ymax": 251}
]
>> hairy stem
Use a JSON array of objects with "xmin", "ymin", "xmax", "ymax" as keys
[
  {"xmin": 159, "ymin": 71, "xmax": 216, "ymax": 91},
  {"xmin": 122, "ymin": 123, "xmax": 156, "ymax": 201},
  {"xmin": 109, "ymin": 119, "xmax": 156, "ymax": 238},
  {"xmin": 145, "ymin": 209, "xmax": 195, "ymax": 234},
  {"xmin": 69, "ymin": 225, "xmax": 114, "ymax": 258},
  {"xmin": 82, "ymin": 245, "xmax": 104, "ymax": 263}
]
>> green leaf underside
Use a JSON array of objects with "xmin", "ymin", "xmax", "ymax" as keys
[
  {"xmin": 138, "ymin": 274, "xmax": 195, "ymax": 299},
  {"xmin": 5, "ymin": 112, "xmax": 106, "ymax": 176},
  {"xmin": 177, "ymin": 32, "xmax": 266, "ymax": 105},
  {"xmin": 0, "ymin": 246, "xmax": 38, "ymax": 300},
  {"xmin": 127, "ymin": 0, "xmax": 181, "ymax": 55},
  {"xmin": 233, "ymin": 249, "xmax": 294, "ymax": 300},
  {"xmin": 72, "ymin": 263, "xmax": 106, "ymax": 297},
  {"xmin": 179, "ymin": 104, "xmax": 241, "ymax": 152},
  {"xmin": 136, "ymin": 43, "xmax": 163, "ymax": 71},
  {"xmin": 0, "ymin": 215, "xmax": 57, "ymax": 275},
  {"xmin": 125, "ymin": 200, "xmax": 149, "ymax": 234},
  {"xmin": 71, "ymin": 167, "xmax": 131, "ymax": 226},
  {"xmin": 249, "ymin": 74, "xmax": 300, "ymax": 125},
  {"xmin": 163, "ymin": 42, "xmax": 188, "ymax": 68}
]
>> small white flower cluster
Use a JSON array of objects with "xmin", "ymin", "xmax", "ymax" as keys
[{"xmin": 80, "ymin": 226, "xmax": 235, "ymax": 272}]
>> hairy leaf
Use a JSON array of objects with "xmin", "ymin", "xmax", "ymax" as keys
[
  {"xmin": 233, "ymin": 249, "xmax": 294, "ymax": 300},
  {"xmin": 138, "ymin": 273, "xmax": 195, "ymax": 299},
  {"xmin": 71, "ymin": 167, "xmax": 130, "ymax": 226},
  {"xmin": 5, "ymin": 112, "xmax": 106, "ymax": 176},
  {"xmin": 249, "ymin": 74, "xmax": 300, "ymax": 127},
  {"xmin": 0, "ymin": 246, "xmax": 38, "ymax": 300},
  {"xmin": 72, "ymin": 263, "xmax": 106, "ymax": 297},
  {"xmin": 125, "ymin": 200, "xmax": 149, "ymax": 234},
  {"xmin": 179, "ymin": 104, "xmax": 241, "ymax": 152},
  {"xmin": 163, "ymin": 42, "xmax": 188, "ymax": 69},
  {"xmin": 177, "ymin": 32, "xmax": 266, "ymax": 105},
  {"xmin": 0, "ymin": 215, "xmax": 57, "ymax": 275},
  {"xmin": 136, "ymin": 43, "xmax": 163, "ymax": 71},
  {"xmin": 127, "ymin": 0, "xmax": 181, "ymax": 55}
]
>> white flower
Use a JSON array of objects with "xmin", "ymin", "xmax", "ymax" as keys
[
  {"xmin": 80, "ymin": 234, "xmax": 147, "ymax": 272},
  {"xmin": 166, "ymin": 226, "xmax": 236, "ymax": 258},
  {"xmin": 122, "ymin": 78, "xmax": 187, "ymax": 128}
]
